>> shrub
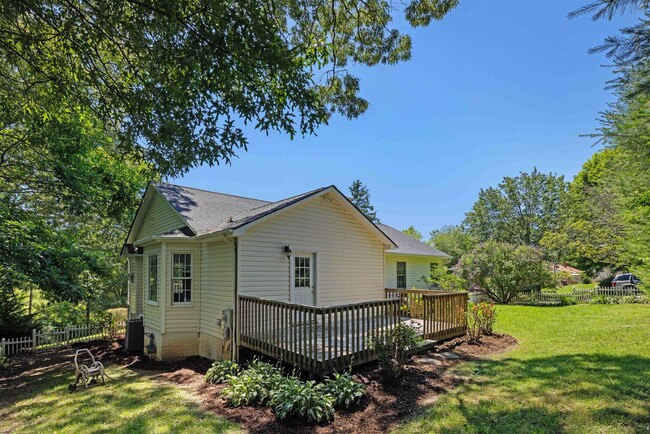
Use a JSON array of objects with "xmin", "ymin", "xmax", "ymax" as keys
[
  {"xmin": 0, "ymin": 355, "xmax": 8, "ymax": 377},
  {"xmin": 466, "ymin": 302, "xmax": 497, "ymax": 341},
  {"xmin": 369, "ymin": 323, "xmax": 421, "ymax": 380},
  {"xmin": 271, "ymin": 377, "xmax": 335, "ymax": 422},
  {"xmin": 221, "ymin": 359, "xmax": 283, "ymax": 406},
  {"xmin": 205, "ymin": 360, "xmax": 241, "ymax": 384},
  {"xmin": 591, "ymin": 295, "xmax": 649, "ymax": 305},
  {"xmin": 321, "ymin": 371, "xmax": 365, "ymax": 408},
  {"xmin": 559, "ymin": 296, "xmax": 577, "ymax": 306}
]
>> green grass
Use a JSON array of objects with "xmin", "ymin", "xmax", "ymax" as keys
[
  {"xmin": 397, "ymin": 304, "xmax": 650, "ymax": 434},
  {"xmin": 1, "ymin": 366, "xmax": 240, "ymax": 434}
]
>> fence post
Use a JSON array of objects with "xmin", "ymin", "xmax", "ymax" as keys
[
  {"xmin": 65, "ymin": 325, "xmax": 70, "ymax": 344},
  {"xmin": 1, "ymin": 338, "xmax": 5, "ymax": 357},
  {"xmin": 32, "ymin": 329, "xmax": 37, "ymax": 351}
]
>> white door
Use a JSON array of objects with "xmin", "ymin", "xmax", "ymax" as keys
[{"xmin": 292, "ymin": 254, "xmax": 315, "ymax": 305}]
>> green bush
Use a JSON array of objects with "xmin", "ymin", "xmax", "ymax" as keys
[
  {"xmin": 559, "ymin": 296, "xmax": 577, "ymax": 306},
  {"xmin": 205, "ymin": 360, "xmax": 241, "ymax": 384},
  {"xmin": 369, "ymin": 323, "xmax": 421, "ymax": 380},
  {"xmin": 591, "ymin": 295, "xmax": 649, "ymax": 305},
  {"xmin": 221, "ymin": 359, "xmax": 283, "ymax": 406},
  {"xmin": 466, "ymin": 302, "xmax": 497, "ymax": 341},
  {"xmin": 270, "ymin": 378, "xmax": 335, "ymax": 422},
  {"xmin": 321, "ymin": 371, "xmax": 365, "ymax": 408},
  {"xmin": 0, "ymin": 355, "xmax": 8, "ymax": 377}
]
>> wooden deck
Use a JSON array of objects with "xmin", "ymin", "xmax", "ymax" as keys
[{"xmin": 237, "ymin": 290, "xmax": 468, "ymax": 375}]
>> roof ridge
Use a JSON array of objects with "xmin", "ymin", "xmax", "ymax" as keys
[
  {"xmin": 240, "ymin": 185, "xmax": 333, "ymax": 214},
  {"xmin": 156, "ymin": 182, "xmax": 271, "ymax": 204}
]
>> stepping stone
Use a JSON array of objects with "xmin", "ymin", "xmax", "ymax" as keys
[
  {"xmin": 414, "ymin": 357, "xmax": 443, "ymax": 366},
  {"xmin": 434, "ymin": 352, "xmax": 461, "ymax": 360}
]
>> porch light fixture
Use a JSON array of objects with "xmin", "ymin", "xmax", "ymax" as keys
[{"xmin": 283, "ymin": 245, "xmax": 292, "ymax": 258}]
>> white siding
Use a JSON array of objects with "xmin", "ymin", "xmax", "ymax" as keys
[
  {"xmin": 143, "ymin": 246, "xmax": 161, "ymax": 331},
  {"xmin": 136, "ymin": 192, "xmax": 186, "ymax": 240},
  {"xmin": 127, "ymin": 255, "xmax": 143, "ymax": 318},
  {"xmin": 239, "ymin": 193, "xmax": 386, "ymax": 305},
  {"xmin": 385, "ymin": 254, "xmax": 446, "ymax": 289},
  {"xmin": 165, "ymin": 242, "xmax": 200, "ymax": 333},
  {"xmin": 200, "ymin": 241, "xmax": 235, "ymax": 339}
]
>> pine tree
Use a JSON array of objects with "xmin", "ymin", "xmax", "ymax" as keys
[{"xmin": 348, "ymin": 179, "xmax": 379, "ymax": 223}]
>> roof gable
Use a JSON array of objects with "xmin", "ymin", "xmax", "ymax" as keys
[
  {"xmin": 124, "ymin": 182, "xmax": 395, "ymax": 249},
  {"xmin": 378, "ymin": 224, "xmax": 450, "ymax": 258}
]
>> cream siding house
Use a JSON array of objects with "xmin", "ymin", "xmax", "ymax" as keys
[
  {"xmin": 123, "ymin": 182, "xmax": 397, "ymax": 361},
  {"xmin": 378, "ymin": 224, "xmax": 450, "ymax": 289}
]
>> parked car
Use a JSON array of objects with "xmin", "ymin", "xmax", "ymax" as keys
[{"xmin": 611, "ymin": 273, "xmax": 642, "ymax": 289}]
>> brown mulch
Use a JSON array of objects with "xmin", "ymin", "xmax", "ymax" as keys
[{"xmin": 0, "ymin": 333, "xmax": 517, "ymax": 433}]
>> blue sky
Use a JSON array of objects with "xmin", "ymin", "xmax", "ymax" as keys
[{"xmin": 172, "ymin": 0, "xmax": 635, "ymax": 238}]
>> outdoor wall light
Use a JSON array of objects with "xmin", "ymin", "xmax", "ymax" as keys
[{"xmin": 283, "ymin": 245, "xmax": 292, "ymax": 258}]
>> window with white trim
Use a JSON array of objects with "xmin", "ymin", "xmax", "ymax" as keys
[
  {"xmin": 172, "ymin": 253, "xmax": 192, "ymax": 304},
  {"xmin": 397, "ymin": 262, "xmax": 406, "ymax": 289},
  {"xmin": 294, "ymin": 256, "xmax": 311, "ymax": 288},
  {"xmin": 147, "ymin": 255, "xmax": 158, "ymax": 302}
]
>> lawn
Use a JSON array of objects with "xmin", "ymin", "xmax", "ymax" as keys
[
  {"xmin": 0, "ymin": 364, "xmax": 241, "ymax": 434},
  {"xmin": 397, "ymin": 304, "xmax": 650, "ymax": 433}
]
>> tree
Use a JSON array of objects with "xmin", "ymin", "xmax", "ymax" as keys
[
  {"xmin": 0, "ymin": 0, "xmax": 463, "ymax": 178},
  {"xmin": 457, "ymin": 241, "xmax": 554, "ymax": 304},
  {"xmin": 429, "ymin": 225, "xmax": 477, "ymax": 265},
  {"xmin": 402, "ymin": 226, "xmax": 423, "ymax": 241},
  {"xmin": 348, "ymin": 179, "xmax": 379, "ymax": 223},
  {"xmin": 567, "ymin": 0, "xmax": 650, "ymax": 281},
  {"xmin": 464, "ymin": 168, "xmax": 568, "ymax": 246}
]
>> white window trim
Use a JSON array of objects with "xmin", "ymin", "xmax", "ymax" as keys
[
  {"xmin": 146, "ymin": 254, "xmax": 159, "ymax": 306},
  {"xmin": 289, "ymin": 251, "xmax": 317, "ymax": 305},
  {"xmin": 171, "ymin": 251, "xmax": 194, "ymax": 307},
  {"xmin": 396, "ymin": 261, "xmax": 407, "ymax": 289}
]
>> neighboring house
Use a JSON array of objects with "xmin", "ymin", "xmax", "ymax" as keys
[
  {"xmin": 552, "ymin": 263, "xmax": 583, "ymax": 284},
  {"xmin": 378, "ymin": 224, "xmax": 450, "ymax": 289},
  {"xmin": 123, "ymin": 182, "xmax": 452, "ymax": 362}
]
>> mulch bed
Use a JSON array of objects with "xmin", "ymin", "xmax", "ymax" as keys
[{"xmin": 0, "ymin": 333, "xmax": 517, "ymax": 433}]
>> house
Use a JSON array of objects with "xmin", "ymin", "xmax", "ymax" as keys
[
  {"xmin": 378, "ymin": 224, "xmax": 450, "ymax": 289},
  {"xmin": 551, "ymin": 263, "xmax": 583, "ymax": 285},
  {"xmin": 123, "ymin": 182, "xmax": 458, "ymax": 365}
]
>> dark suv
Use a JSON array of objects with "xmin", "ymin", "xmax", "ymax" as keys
[{"xmin": 611, "ymin": 273, "xmax": 642, "ymax": 289}]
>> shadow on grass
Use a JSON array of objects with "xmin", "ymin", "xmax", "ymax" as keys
[
  {"xmin": 404, "ymin": 353, "xmax": 650, "ymax": 433},
  {"xmin": 2, "ymin": 367, "xmax": 237, "ymax": 434}
]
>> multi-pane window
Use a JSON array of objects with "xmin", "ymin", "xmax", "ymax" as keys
[
  {"xmin": 294, "ymin": 256, "xmax": 311, "ymax": 288},
  {"xmin": 147, "ymin": 255, "xmax": 158, "ymax": 302},
  {"xmin": 172, "ymin": 253, "xmax": 192, "ymax": 303},
  {"xmin": 397, "ymin": 262, "xmax": 406, "ymax": 289}
]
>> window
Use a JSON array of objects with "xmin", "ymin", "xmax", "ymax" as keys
[
  {"xmin": 397, "ymin": 262, "xmax": 406, "ymax": 289},
  {"xmin": 294, "ymin": 256, "xmax": 311, "ymax": 288},
  {"xmin": 172, "ymin": 253, "xmax": 192, "ymax": 304},
  {"xmin": 147, "ymin": 255, "xmax": 158, "ymax": 302}
]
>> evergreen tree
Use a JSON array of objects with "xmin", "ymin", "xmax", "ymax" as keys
[{"xmin": 348, "ymin": 180, "xmax": 379, "ymax": 223}]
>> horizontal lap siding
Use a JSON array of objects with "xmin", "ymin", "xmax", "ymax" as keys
[
  {"xmin": 239, "ymin": 194, "xmax": 385, "ymax": 305},
  {"xmin": 128, "ymin": 256, "xmax": 144, "ymax": 317},
  {"xmin": 200, "ymin": 241, "xmax": 235, "ymax": 340},
  {"xmin": 143, "ymin": 246, "xmax": 161, "ymax": 331},
  {"xmin": 136, "ymin": 192, "xmax": 186, "ymax": 240},
  {"xmin": 385, "ymin": 254, "xmax": 445, "ymax": 289},
  {"xmin": 165, "ymin": 242, "xmax": 200, "ymax": 334}
]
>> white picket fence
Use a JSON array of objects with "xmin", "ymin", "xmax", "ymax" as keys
[
  {"xmin": 0, "ymin": 322, "xmax": 125, "ymax": 357},
  {"xmin": 510, "ymin": 287, "xmax": 645, "ymax": 305}
]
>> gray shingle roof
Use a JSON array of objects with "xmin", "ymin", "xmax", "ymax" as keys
[
  {"xmin": 154, "ymin": 183, "xmax": 331, "ymax": 236},
  {"xmin": 377, "ymin": 224, "xmax": 450, "ymax": 258}
]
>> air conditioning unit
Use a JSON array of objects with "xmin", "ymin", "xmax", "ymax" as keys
[{"xmin": 125, "ymin": 318, "xmax": 144, "ymax": 353}]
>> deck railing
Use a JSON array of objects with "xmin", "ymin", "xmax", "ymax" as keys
[
  {"xmin": 238, "ymin": 296, "xmax": 401, "ymax": 375},
  {"xmin": 385, "ymin": 289, "xmax": 468, "ymax": 340}
]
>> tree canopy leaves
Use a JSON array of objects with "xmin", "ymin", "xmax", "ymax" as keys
[
  {"xmin": 348, "ymin": 179, "xmax": 379, "ymax": 223},
  {"xmin": 464, "ymin": 168, "xmax": 568, "ymax": 247},
  {"xmin": 0, "ymin": 0, "xmax": 462, "ymax": 177}
]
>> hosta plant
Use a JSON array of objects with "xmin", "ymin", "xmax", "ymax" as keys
[
  {"xmin": 321, "ymin": 371, "xmax": 365, "ymax": 408},
  {"xmin": 205, "ymin": 360, "xmax": 241, "ymax": 384}
]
